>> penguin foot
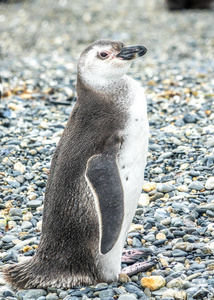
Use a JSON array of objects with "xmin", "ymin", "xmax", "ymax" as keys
[{"xmin": 121, "ymin": 259, "xmax": 157, "ymax": 277}]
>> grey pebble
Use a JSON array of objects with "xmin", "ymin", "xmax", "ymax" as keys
[
  {"xmin": 16, "ymin": 290, "xmax": 29, "ymax": 299},
  {"xmin": 2, "ymin": 235, "xmax": 16, "ymax": 243},
  {"xmin": 6, "ymin": 180, "xmax": 20, "ymax": 188},
  {"xmin": 59, "ymin": 291, "xmax": 69, "ymax": 299},
  {"xmin": 25, "ymin": 173, "xmax": 34, "ymax": 180},
  {"xmin": 188, "ymin": 181, "xmax": 204, "ymax": 191},
  {"xmin": 99, "ymin": 289, "xmax": 114, "ymax": 298},
  {"xmin": 199, "ymin": 203, "xmax": 214, "ymax": 211},
  {"xmin": 143, "ymin": 233, "xmax": 156, "ymax": 242},
  {"xmin": 125, "ymin": 284, "xmax": 147, "ymax": 298},
  {"xmin": 9, "ymin": 208, "xmax": 22, "ymax": 217},
  {"xmin": 183, "ymin": 113, "xmax": 197, "ymax": 123},
  {"xmin": 69, "ymin": 287, "xmax": 91, "ymax": 296},
  {"xmin": 189, "ymin": 263, "xmax": 206, "ymax": 270},
  {"xmin": 27, "ymin": 200, "xmax": 42, "ymax": 208},
  {"xmin": 171, "ymin": 218, "xmax": 184, "ymax": 227},
  {"xmin": 157, "ymin": 184, "xmax": 175, "ymax": 193},
  {"xmin": 21, "ymin": 221, "xmax": 33, "ymax": 230},
  {"xmin": 15, "ymin": 174, "xmax": 25, "ymax": 183},
  {"xmin": 132, "ymin": 237, "xmax": 142, "ymax": 247},
  {"xmin": 23, "ymin": 289, "xmax": 47, "ymax": 299},
  {"xmin": 154, "ymin": 209, "xmax": 168, "ymax": 221}
]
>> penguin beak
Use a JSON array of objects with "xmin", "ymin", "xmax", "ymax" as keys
[{"xmin": 116, "ymin": 45, "xmax": 147, "ymax": 60}]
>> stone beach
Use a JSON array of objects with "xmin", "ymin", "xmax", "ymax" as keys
[{"xmin": 0, "ymin": 0, "xmax": 214, "ymax": 299}]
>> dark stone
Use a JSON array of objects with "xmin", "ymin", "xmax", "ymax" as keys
[
  {"xmin": 173, "ymin": 230, "xmax": 185, "ymax": 237},
  {"xmin": 3, "ymin": 290, "xmax": 15, "ymax": 297},
  {"xmin": 153, "ymin": 239, "xmax": 167, "ymax": 246},
  {"xmin": 69, "ymin": 288, "xmax": 91, "ymax": 296},
  {"xmin": 125, "ymin": 283, "xmax": 147, "ymax": 297},
  {"xmin": 35, "ymin": 180, "xmax": 46, "ymax": 187}
]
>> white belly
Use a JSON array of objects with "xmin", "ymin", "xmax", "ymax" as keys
[
  {"xmin": 118, "ymin": 79, "xmax": 149, "ymax": 238},
  {"xmin": 98, "ymin": 77, "xmax": 149, "ymax": 280},
  {"xmin": 118, "ymin": 88, "xmax": 149, "ymax": 235}
]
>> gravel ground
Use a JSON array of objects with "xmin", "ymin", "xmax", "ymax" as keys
[{"xmin": 0, "ymin": 0, "xmax": 214, "ymax": 299}]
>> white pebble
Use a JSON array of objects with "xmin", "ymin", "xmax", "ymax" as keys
[
  {"xmin": 205, "ymin": 177, "xmax": 214, "ymax": 190},
  {"xmin": 14, "ymin": 162, "xmax": 26, "ymax": 174}
]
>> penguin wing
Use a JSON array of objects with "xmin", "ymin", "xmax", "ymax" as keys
[{"xmin": 86, "ymin": 138, "xmax": 124, "ymax": 255}]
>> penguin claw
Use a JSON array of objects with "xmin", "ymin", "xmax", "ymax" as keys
[{"xmin": 121, "ymin": 259, "xmax": 157, "ymax": 277}]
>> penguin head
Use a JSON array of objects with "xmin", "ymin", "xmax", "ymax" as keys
[{"xmin": 78, "ymin": 40, "xmax": 147, "ymax": 87}]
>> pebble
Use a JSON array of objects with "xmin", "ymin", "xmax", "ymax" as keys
[
  {"xmin": 141, "ymin": 276, "xmax": 166, "ymax": 291},
  {"xmin": 125, "ymin": 284, "xmax": 147, "ymax": 298},
  {"xmin": 174, "ymin": 291, "xmax": 187, "ymax": 300},
  {"xmin": 142, "ymin": 182, "xmax": 157, "ymax": 192},
  {"xmin": 118, "ymin": 295, "xmax": 137, "ymax": 300},
  {"xmin": 156, "ymin": 233, "xmax": 166, "ymax": 240},
  {"xmin": 189, "ymin": 263, "xmax": 206, "ymax": 270},
  {"xmin": 29, "ymin": 149, "xmax": 38, "ymax": 156},
  {"xmin": 162, "ymin": 289, "xmax": 177, "ymax": 298},
  {"xmin": 46, "ymin": 293, "xmax": 59, "ymax": 300},
  {"xmin": 205, "ymin": 177, "xmax": 214, "ymax": 190},
  {"xmin": 21, "ymin": 221, "xmax": 33, "ymax": 230},
  {"xmin": 2, "ymin": 235, "xmax": 17, "ymax": 243},
  {"xmin": 14, "ymin": 162, "xmax": 26, "ymax": 174},
  {"xmin": 188, "ymin": 181, "xmax": 204, "ymax": 191},
  {"xmin": 161, "ymin": 217, "xmax": 171, "ymax": 226},
  {"xmin": 173, "ymin": 242, "xmax": 194, "ymax": 252},
  {"xmin": 154, "ymin": 209, "xmax": 168, "ymax": 221},
  {"xmin": 192, "ymin": 287, "xmax": 209, "ymax": 299},
  {"xmin": 172, "ymin": 263, "xmax": 185, "ymax": 272},
  {"xmin": 185, "ymin": 273, "xmax": 201, "ymax": 281},
  {"xmin": 27, "ymin": 200, "xmax": 43, "ymax": 208},
  {"xmin": 157, "ymin": 184, "xmax": 175, "ymax": 193},
  {"xmin": 9, "ymin": 208, "xmax": 22, "ymax": 218},
  {"xmin": 59, "ymin": 291, "xmax": 69, "ymax": 298},
  {"xmin": 119, "ymin": 274, "xmax": 131, "ymax": 283},
  {"xmin": 166, "ymin": 278, "xmax": 184, "ymax": 289},
  {"xmin": 23, "ymin": 212, "xmax": 33, "ymax": 221},
  {"xmin": 23, "ymin": 289, "xmax": 47, "ymax": 299},
  {"xmin": 99, "ymin": 289, "xmax": 114, "ymax": 298},
  {"xmin": 138, "ymin": 193, "xmax": 150, "ymax": 206}
]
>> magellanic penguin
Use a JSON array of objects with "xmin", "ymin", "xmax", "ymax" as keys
[{"xmin": 4, "ymin": 40, "xmax": 149, "ymax": 289}]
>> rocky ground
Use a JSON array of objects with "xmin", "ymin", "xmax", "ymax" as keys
[{"xmin": 0, "ymin": 0, "xmax": 214, "ymax": 299}]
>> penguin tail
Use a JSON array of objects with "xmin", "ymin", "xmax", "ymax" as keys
[{"xmin": 3, "ymin": 258, "xmax": 39, "ymax": 289}]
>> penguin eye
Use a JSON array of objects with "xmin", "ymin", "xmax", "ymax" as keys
[{"xmin": 99, "ymin": 52, "xmax": 109, "ymax": 59}]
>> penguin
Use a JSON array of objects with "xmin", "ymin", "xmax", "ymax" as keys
[{"xmin": 4, "ymin": 40, "xmax": 149, "ymax": 289}]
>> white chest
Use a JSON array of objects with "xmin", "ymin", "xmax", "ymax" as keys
[{"xmin": 118, "ymin": 78, "xmax": 149, "ymax": 232}]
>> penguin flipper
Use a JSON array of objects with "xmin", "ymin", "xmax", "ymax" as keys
[{"xmin": 86, "ymin": 140, "xmax": 124, "ymax": 255}]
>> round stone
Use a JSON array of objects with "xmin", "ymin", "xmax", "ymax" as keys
[{"xmin": 205, "ymin": 177, "xmax": 214, "ymax": 190}]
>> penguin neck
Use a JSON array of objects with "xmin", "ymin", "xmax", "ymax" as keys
[{"xmin": 77, "ymin": 73, "xmax": 130, "ymax": 99}]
